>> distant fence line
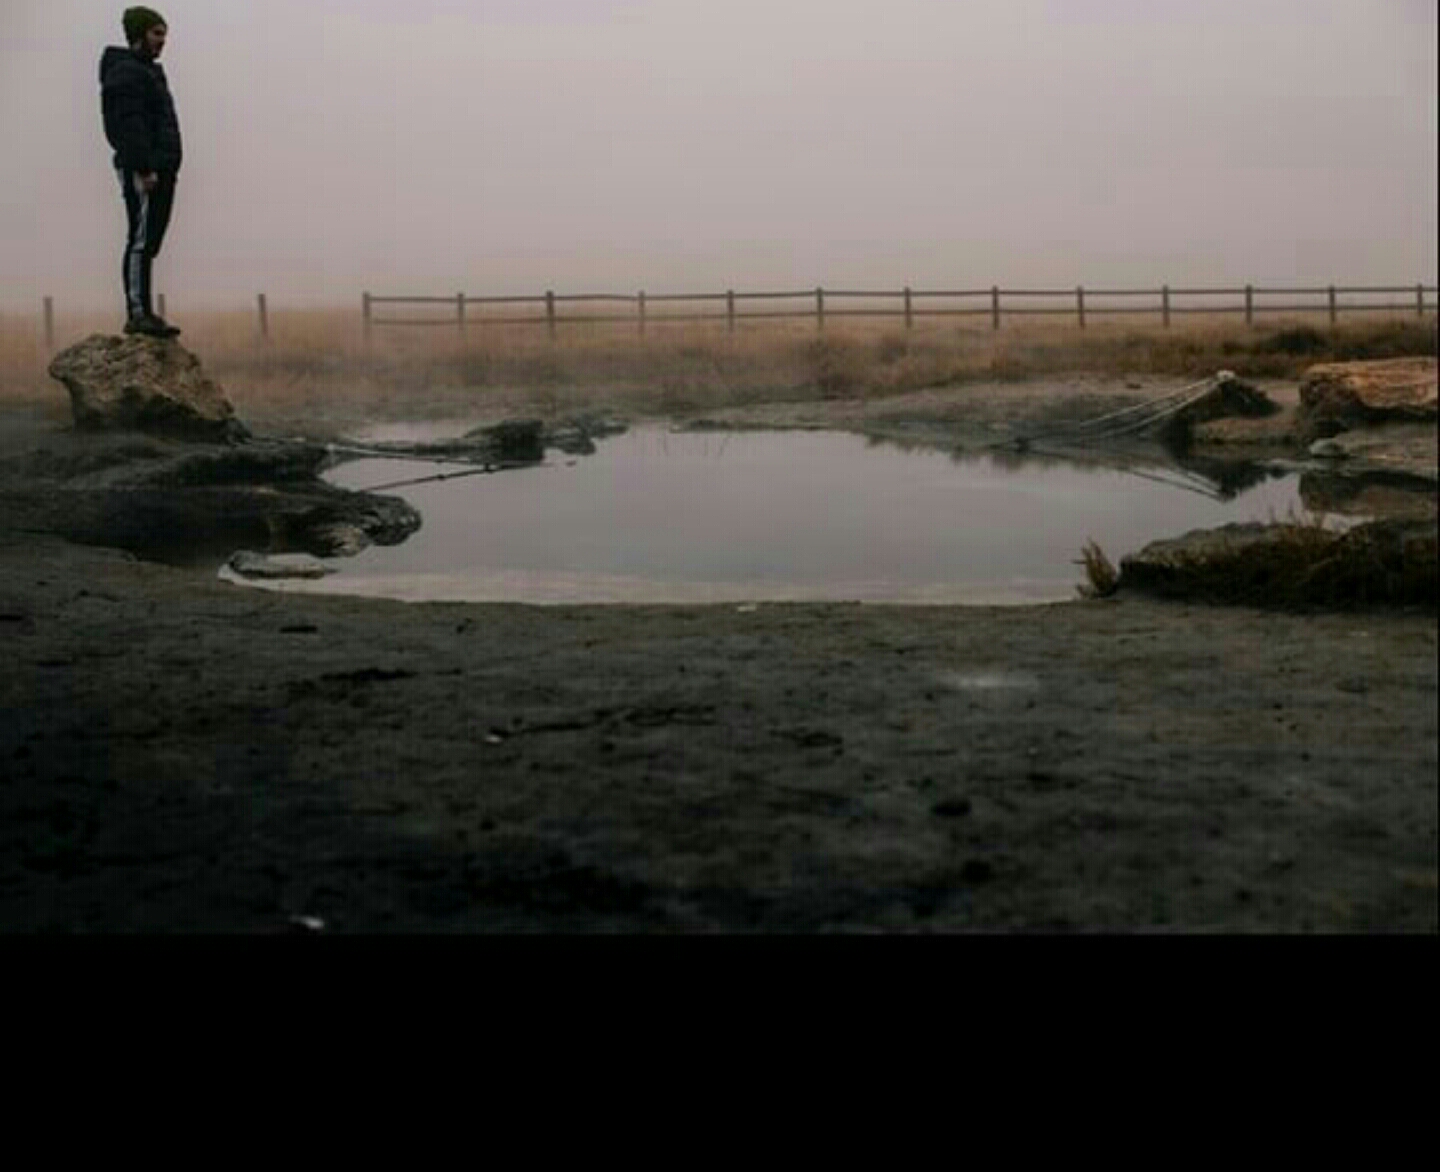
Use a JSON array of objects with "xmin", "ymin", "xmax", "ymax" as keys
[
  {"xmin": 37, "ymin": 292, "xmax": 270, "ymax": 351},
  {"xmin": 32, "ymin": 282, "xmax": 1439, "ymax": 350},
  {"xmin": 362, "ymin": 282, "xmax": 1438, "ymax": 339}
]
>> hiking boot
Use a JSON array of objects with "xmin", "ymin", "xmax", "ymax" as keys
[
  {"xmin": 124, "ymin": 314, "xmax": 181, "ymax": 338},
  {"xmin": 123, "ymin": 314, "xmax": 166, "ymax": 338}
]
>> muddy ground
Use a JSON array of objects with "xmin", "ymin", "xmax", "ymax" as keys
[{"xmin": 1, "ymin": 377, "xmax": 1435, "ymax": 932}]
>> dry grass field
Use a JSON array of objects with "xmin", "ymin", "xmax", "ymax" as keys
[{"xmin": 3, "ymin": 305, "xmax": 1434, "ymax": 430}]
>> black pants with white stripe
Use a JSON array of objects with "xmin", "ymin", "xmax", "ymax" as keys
[{"xmin": 119, "ymin": 168, "xmax": 177, "ymax": 322}]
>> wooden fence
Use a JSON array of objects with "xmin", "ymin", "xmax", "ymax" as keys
[
  {"xmin": 36, "ymin": 292, "xmax": 271, "ymax": 351},
  {"xmin": 30, "ymin": 282, "xmax": 1439, "ymax": 350},
  {"xmin": 362, "ymin": 282, "xmax": 1438, "ymax": 339}
]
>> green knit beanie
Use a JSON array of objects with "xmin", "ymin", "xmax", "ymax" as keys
[{"xmin": 123, "ymin": 7, "xmax": 167, "ymax": 43}]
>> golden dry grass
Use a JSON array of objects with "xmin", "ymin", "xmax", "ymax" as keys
[{"xmin": 4, "ymin": 304, "xmax": 1434, "ymax": 428}]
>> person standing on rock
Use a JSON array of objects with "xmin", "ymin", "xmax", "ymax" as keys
[{"xmin": 101, "ymin": 7, "xmax": 183, "ymax": 339}]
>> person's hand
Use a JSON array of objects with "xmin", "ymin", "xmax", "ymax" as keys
[{"xmin": 135, "ymin": 172, "xmax": 159, "ymax": 193}]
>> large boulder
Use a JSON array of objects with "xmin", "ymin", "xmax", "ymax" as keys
[
  {"xmin": 48, "ymin": 334, "xmax": 248, "ymax": 442},
  {"xmin": 1297, "ymin": 357, "xmax": 1437, "ymax": 438}
]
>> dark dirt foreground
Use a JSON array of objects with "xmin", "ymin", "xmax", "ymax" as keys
[{"xmin": 0, "ymin": 388, "xmax": 1436, "ymax": 933}]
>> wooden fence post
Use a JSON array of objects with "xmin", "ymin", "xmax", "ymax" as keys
[
  {"xmin": 727, "ymin": 290, "xmax": 735, "ymax": 334},
  {"xmin": 638, "ymin": 290, "xmax": 647, "ymax": 337},
  {"xmin": 1245, "ymin": 284, "xmax": 1254, "ymax": 326},
  {"xmin": 257, "ymin": 293, "xmax": 269, "ymax": 341},
  {"xmin": 362, "ymin": 291, "xmax": 372, "ymax": 342},
  {"xmin": 1327, "ymin": 285, "xmax": 1337, "ymax": 325},
  {"xmin": 456, "ymin": 293, "xmax": 466, "ymax": 336},
  {"xmin": 545, "ymin": 290, "xmax": 556, "ymax": 339},
  {"xmin": 991, "ymin": 286, "xmax": 1001, "ymax": 331},
  {"xmin": 903, "ymin": 286, "xmax": 913, "ymax": 330},
  {"xmin": 1162, "ymin": 285, "xmax": 1171, "ymax": 328},
  {"xmin": 1419, "ymin": 283, "xmax": 1426, "ymax": 318},
  {"xmin": 1076, "ymin": 285, "xmax": 1086, "ymax": 330},
  {"xmin": 816, "ymin": 287, "xmax": 825, "ymax": 332},
  {"xmin": 157, "ymin": 293, "xmax": 167, "ymax": 320},
  {"xmin": 43, "ymin": 296, "xmax": 54, "ymax": 352}
]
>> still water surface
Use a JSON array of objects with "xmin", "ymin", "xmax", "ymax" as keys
[{"xmin": 297, "ymin": 426, "xmax": 1310, "ymax": 605}]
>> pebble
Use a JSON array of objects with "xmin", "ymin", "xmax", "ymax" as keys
[{"xmin": 227, "ymin": 550, "xmax": 335, "ymax": 580}]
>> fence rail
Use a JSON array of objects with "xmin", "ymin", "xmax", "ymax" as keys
[
  {"xmin": 361, "ymin": 282, "xmax": 1438, "ymax": 339},
  {"xmin": 28, "ymin": 281, "xmax": 1439, "ymax": 351}
]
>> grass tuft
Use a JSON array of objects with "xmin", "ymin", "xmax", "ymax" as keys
[{"xmin": 1075, "ymin": 540, "xmax": 1119, "ymax": 599}]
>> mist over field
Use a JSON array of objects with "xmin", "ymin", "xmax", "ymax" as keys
[{"xmin": 2, "ymin": 0, "xmax": 1435, "ymax": 313}]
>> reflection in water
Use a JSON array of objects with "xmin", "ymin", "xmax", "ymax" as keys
[
  {"xmin": 1301, "ymin": 467, "xmax": 1439, "ymax": 518},
  {"xmin": 862, "ymin": 430, "xmax": 1284, "ymax": 500},
  {"xmin": 267, "ymin": 426, "xmax": 1321, "ymax": 606}
]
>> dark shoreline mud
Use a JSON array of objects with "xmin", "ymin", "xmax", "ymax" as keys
[
  {"xmin": 0, "ymin": 385, "xmax": 1435, "ymax": 932},
  {"xmin": 3, "ymin": 531, "xmax": 1434, "ymax": 932}
]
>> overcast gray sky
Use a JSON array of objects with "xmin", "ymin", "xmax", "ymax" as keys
[{"xmin": 2, "ymin": 0, "xmax": 1435, "ymax": 311}]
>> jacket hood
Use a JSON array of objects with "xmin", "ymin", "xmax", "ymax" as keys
[{"xmin": 100, "ymin": 45, "xmax": 138, "ymax": 83}]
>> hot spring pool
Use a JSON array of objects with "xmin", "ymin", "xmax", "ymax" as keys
[{"xmin": 237, "ymin": 426, "xmax": 1317, "ymax": 605}]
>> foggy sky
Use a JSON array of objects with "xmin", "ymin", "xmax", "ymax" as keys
[{"xmin": 2, "ymin": 0, "xmax": 1435, "ymax": 312}]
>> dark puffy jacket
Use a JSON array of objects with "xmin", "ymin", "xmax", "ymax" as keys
[{"xmin": 100, "ymin": 45, "xmax": 182, "ymax": 175}]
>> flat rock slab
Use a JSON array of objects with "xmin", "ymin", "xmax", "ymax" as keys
[
  {"xmin": 1302, "ymin": 422, "xmax": 1438, "ymax": 483},
  {"xmin": 4, "ymin": 433, "xmax": 329, "ymax": 490},
  {"xmin": 336, "ymin": 417, "xmax": 628, "ymax": 463},
  {"xmin": 1298, "ymin": 357, "xmax": 1437, "ymax": 436},
  {"xmin": 0, "ymin": 430, "xmax": 419, "ymax": 565},
  {"xmin": 48, "ymin": 334, "xmax": 248, "ymax": 443},
  {"xmin": 1119, "ymin": 517, "xmax": 1436, "ymax": 607}
]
